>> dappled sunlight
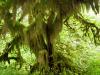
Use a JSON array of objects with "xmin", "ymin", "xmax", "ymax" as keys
[
  {"xmin": 84, "ymin": 9, "xmax": 100, "ymax": 27},
  {"xmin": 0, "ymin": 0, "xmax": 100, "ymax": 75}
]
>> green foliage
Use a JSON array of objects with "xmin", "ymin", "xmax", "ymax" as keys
[{"xmin": 0, "ymin": 0, "xmax": 100, "ymax": 75}]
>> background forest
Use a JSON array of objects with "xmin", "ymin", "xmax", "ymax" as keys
[{"xmin": 0, "ymin": 0, "xmax": 100, "ymax": 75}]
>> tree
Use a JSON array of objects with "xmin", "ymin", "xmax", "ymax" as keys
[{"xmin": 0, "ymin": 0, "xmax": 100, "ymax": 74}]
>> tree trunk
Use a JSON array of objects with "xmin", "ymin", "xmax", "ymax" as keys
[{"xmin": 47, "ymin": 38, "xmax": 54, "ymax": 71}]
